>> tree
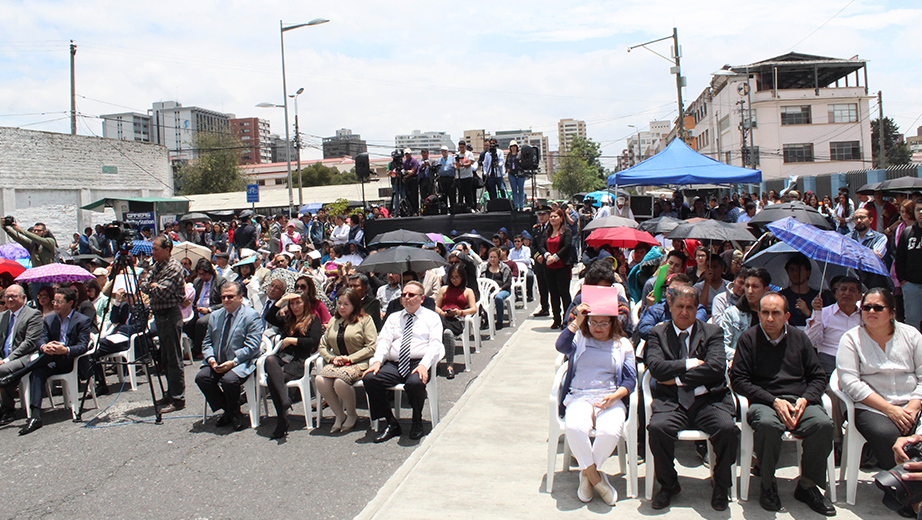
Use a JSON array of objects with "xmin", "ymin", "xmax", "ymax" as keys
[
  {"xmin": 552, "ymin": 137, "xmax": 605, "ymax": 198},
  {"xmin": 175, "ymin": 131, "xmax": 246, "ymax": 195},
  {"xmin": 300, "ymin": 163, "xmax": 358, "ymax": 187},
  {"xmin": 871, "ymin": 117, "xmax": 912, "ymax": 166}
]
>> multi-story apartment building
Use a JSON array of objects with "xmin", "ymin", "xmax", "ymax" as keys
[
  {"xmin": 557, "ymin": 118, "xmax": 586, "ymax": 154},
  {"xmin": 229, "ymin": 117, "xmax": 271, "ymax": 165},
  {"xmin": 322, "ymin": 128, "xmax": 368, "ymax": 159},
  {"xmin": 395, "ymin": 130, "xmax": 454, "ymax": 155}
]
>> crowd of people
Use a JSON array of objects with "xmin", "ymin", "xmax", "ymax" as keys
[{"xmin": 2, "ymin": 181, "xmax": 922, "ymax": 515}]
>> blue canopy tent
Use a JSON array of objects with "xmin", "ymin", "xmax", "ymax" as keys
[{"xmin": 608, "ymin": 138, "xmax": 762, "ymax": 187}]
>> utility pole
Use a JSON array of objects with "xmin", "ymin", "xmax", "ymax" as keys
[
  {"xmin": 70, "ymin": 40, "xmax": 77, "ymax": 135},
  {"xmin": 672, "ymin": 28, "xmax": 686, "ymax": 142},
  {"xmin": 737, "ymin": 99, "xmax": 747, "ymax": 168},
  {"xmin": 294, "ymin": 115, "xmax": 303, "ymax": 206},
  {"xmin": 878, "ymin": 90, "xmax": 886, "ymax": 169}
]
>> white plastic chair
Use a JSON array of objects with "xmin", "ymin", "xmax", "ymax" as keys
[
  {"xmin": 643, "ymin": 370, "xmax": 738, "ymax": 501},
  {"xmin": 737, "ymin": 392, "xmax": 837, "ymax": 502},
  {"xmin": 478, "ymin": 278, "xmax": 501, "ymax": 340},
  {"xmin": 829, "ymin": 369, "xmax": 866, "ymax": 506},
  {"xmin": 462, "ymin": 290, "xmax": 487, "ymax": 354},
  {"xmin": 256, "ymin": 338, "xmax": 321, "ymax": 430},
  {"xmin": 313, "ymin": 358, "xmax": 440, "ymax": 429},
  {"xmin": 546, "ymin": 358, "xmax": 640, "ymax": 497},
  {"xmin": 201, "ymin": 333, "xmax": 274, "ymax": 429},
  {"xmin": 98, "ymin": 330, "xmax": 143, "ymax": 391},
  {"xmin": 511, "ymin": 268, "xmax": 527, "ymax": 309},
  {"xmin": 24, "ymin": 333, "xmax": 100, "ymax": 420},
  {"xmin": 181, "ymin": 314, "xmax": 194, "ymax": 365}
]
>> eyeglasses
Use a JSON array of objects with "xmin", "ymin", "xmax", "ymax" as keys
[
  {"xmin": 295, "ymin": 284, "xmax": 309, "ymax": 290},
  {"xmin": 861, "ymin": 304, "xmax": 888, "ymax": 313},
  {"xmin": 221, "ymin": 294, "xmax": 238, "ymax": 300},
  {"xmin": 401, "ymin": 292, "xmax": 421, "ymax": 298},
  {"xmin": 588, "ymin": 320, "xmax": 611, "ymax": 328}
]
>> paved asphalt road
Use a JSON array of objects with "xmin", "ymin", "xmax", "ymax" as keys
[{"xmin": 0, "ymin": 301, "xmax": 537, "ymax": 520}]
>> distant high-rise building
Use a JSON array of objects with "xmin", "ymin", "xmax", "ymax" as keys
[
  {"xmin": 322, "ymin": 128, "xmax": 368, "ymax": 159},
  {"xmin": 557, "ymin": 118, "xmax": 586, "ymax": 154},
  {"xmin": 148, "ymin": 101, "xmax": 232, "ymax": 164},
  {"xmin": 101, "ymin": 112, "xmax": 152, "ymax": 143},
  {"xmin": 270, "ymin": 134, "xmax": 298, "ymax": 164},
  {"xmin": 230, "ymin": 117, "xmax": 271, "ymax": 165},
  {"xmin": 627, "ymin": 120, "xmax": 671, "ymax": 166},
  {"xmin": 395, "ymin": 130, "xmax": 454, "ymax": 154},
  {"xmin": 463, "ymin": 129, "xmax": 488, "ymax": 154}
]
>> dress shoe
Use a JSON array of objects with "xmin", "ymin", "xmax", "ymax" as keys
[
  {"xmin": 409, "ymin": 421, "xmax": 425, "ymax": 440},
  {"xmin": 711, "ymin": 484, "xmax": 730, "ymax": 511},
  {"xmin": 550, "ymin": 320, "xmax": 561, "ymax": 329},
  {"xmin": 374, "ymin": 423, "xmax": 402, "ymax": 443},
  {"xmin": 159, "ymin": 400, "xmax": 185, "ymax": 414},
  {"xmin": 533, "ymin": 309, "xmax": 550, "ymax": 317},
  {"xmin": 19, "ymin": 417, "xmax": 42, "ymax": 436},
  {"xmin": 898, "ymin": 505, "xmax": 917, "ymax": 518},
  {"xmin": 0, "ymin": 410, "xmax": 15, "ymax": 426},
  {"xmin": 594, "ymin": 473, "xmax": 618, "ymax": 506},
  {"xmin": 234, "ymin": 414, "xmax": 248, "ymax": 431},
  {"xmin": 446, "ymin": 366, "xmax": 455, "ymax": 380},
  {"xmin": 759, "ymin": 482, "xmax": 782, "ymax": 512},
  {"xmin": 651, "ymin": 482, "xmax": 681, "ymax": 510},
  {"xmin": 341, "ymin": 414, "xmax": 357, "ymax": 433},
  {"xmin": 331, "ymin": 413, "xmax": 345, "ymax": 433},
  {"xmin": 793, "ymin": 483, "xmax": 836, "ymax": 516},
  {"xmin": 270, "ymin": 415, "xmax": 289, "ymax": 439},
  {"xmin": 95, "ymin": 384, "xmax": 110, "ymax": 396},
  {"xmin": 155, "ymin": 395, "xmax": 172, "ymax": 406},
  {"xmin": 215, "ymin": 412, "xmax": 236, "ymax": 427},
  {"xmin": 577, "ymin": 471, "xmax": 593, "ymax": 503}
]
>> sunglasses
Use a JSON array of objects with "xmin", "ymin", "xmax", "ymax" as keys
[
  {"xmin": 861, "ymin": 304, "xmax": 888, "ymax": 313},
  {"xmin": 295, "ymin": 284, "xmax": 309, "ymax": 290},
  {"xmin": 401, "ymin": 292, "xmax": 421, "ymax": 298}
]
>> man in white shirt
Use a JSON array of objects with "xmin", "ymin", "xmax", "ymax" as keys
[
  {"xmin": 330, "ymin": 214, "xmax": 350, "ymax": 245},
  {"xmin": 509, "ymin": 234, "xmax": 533, "ymax": 302},
  {"xmin": 376, "ymin": 273, "xmax": 402, "ymax": 313},
  {"xmin": 615, "ymin": 196, "xmax": 634, "ymax": 219},
  {"xmin": 363, "ymin": 281, "xmax": 444, "ymax": 442},
  {"xmin": 595, "ymin": 201, "xmax": 612, "ymax": 220},
  {"xmin": 804, "ymin": 276, "xmax": 861, "ymax": 377}
]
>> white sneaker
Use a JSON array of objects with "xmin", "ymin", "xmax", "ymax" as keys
[
  {"xmin": 594, "ymin": 473, "xmax": 618, "ymax": 506},
  {"xmin": 577, "ymin": 471, "xmax": 593, "ymax": 503}
]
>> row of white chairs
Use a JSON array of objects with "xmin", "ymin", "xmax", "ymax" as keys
[{"xmin": 548, "ymin": 354, "xmax": 838, "ymax": 504}]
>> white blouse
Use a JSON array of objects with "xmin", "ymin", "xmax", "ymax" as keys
[{"xmin": 837, "ymin": 322, "xmax": 922, "ymax": 412}]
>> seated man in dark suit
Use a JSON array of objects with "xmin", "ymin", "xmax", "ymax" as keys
[
  {"xmin": 0, "ymin": 284, "xmax": 44, "ymax": 424},
  {"xmin": 185, "ymin": 258, "xmax": 227, "ymax": 360},
  {"xmin": 363, "ymin": 281, "xmax": 444, "ymax": 443},
  {"xmin": 20, "ymin": 287, "xmax": 93, "ymax": 435},
  {"xmin": 730, "ymin": 292, "xmax": 835, "ymax": 516},
  {"xmin": 195, "ymin": 282, "xmax": 263, "ymax": 431},
  {"xmin": 645, "ymin": 285, "xmax": 739, "ymax": 511},
  {"xmin": 638, "ymin": 274, "xmax": 707, "ymax": 342}
]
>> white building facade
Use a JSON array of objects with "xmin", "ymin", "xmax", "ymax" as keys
[{"xmin": 395, "ymin": 130, "xmax": 454, "ymax": 155}]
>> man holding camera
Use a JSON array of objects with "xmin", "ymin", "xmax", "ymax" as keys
[
  {"xmin": 482, "ymin": 137, "xmax": 506, "ymax": 201},
  {"xmin": 1, "ymin": 218, "xmax": 57, "ymax": 267},
  {"xmin": 454, "ymin": 140, "xmax": 475, "ymax": 211},
  {"xmin": 437, "ymin": 146, "xmax": 456, "ymax": 212},
  {"xmin": 401, "ymin": 148, "xmax": 421, "ymax": 216}
]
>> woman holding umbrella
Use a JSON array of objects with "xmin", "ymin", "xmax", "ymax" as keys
[{"xmin": 540, "ymin": 209, "xmax": 574, "ymax": 329}]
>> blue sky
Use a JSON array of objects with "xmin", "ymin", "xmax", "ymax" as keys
[{"xmin": 1, "ymin": 0, "xmax": 919, "ymax": 170}]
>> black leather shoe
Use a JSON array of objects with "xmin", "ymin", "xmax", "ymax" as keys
[
  {"xmin": 0, "ymin": 410, "xmax": 15, "ymax": 426},
  {"xmin": 651, "ymin": 483, "xmax": 681, "ymax": 510},
  {"xmin": 234, "ymin": 414, "xmax": 248, "ymax": 431},
  {"xmin": 446, "ymin": 366, "xmax": 455, "ymax": 380},
  {"xmin": 374, "ymin": 423, "xmax": 402, "ymax": 443},
  {"xmin": 759, "ymin": 482, "xmax": 782, "ymax": 512},
  {"xmin": 409, "ymin": 421, "xmax": 425, "ymax": 440},
  {"xmin": 95, "ymin": 384, "xmax": 110, "ymax": 396},
  {"xmin": 550, "ymin": 320, "xmax": 561, "ymax": 329},
  {"xmin": 793, "ymin": 483, "xmax": 836, "ymax": 516},
  {"xmin": 898, "ymin": 505, "xmax": 917, "ymax": 518},
  {"xmin": 19, "ymin": 417, "xmax": 42, "ymax": 436},
  {"xmin": 270, "ymin": 417, "xmax": 289, "ymax": 440},
  {"xmin": 711, "ymin": 484, "xmax": 729, "ymax": 511},
  {"xmin": 533, "ymin": 310, "xmax": 549, "ymax": 317},
  {"xmin": 215, "ymin": 412, "xmax": 235, "ymax": 427}
]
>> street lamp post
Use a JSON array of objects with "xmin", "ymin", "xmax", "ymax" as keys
[
  {"xmin": 291, "ymin": 87, "xmax": 304, "ymax": 207},
  {"xmin": 278, "ymin": 18, "xmax": 329, "ymax": 216}
]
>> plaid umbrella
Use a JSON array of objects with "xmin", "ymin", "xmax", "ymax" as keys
[
  {"xmin": 585, "ymin": 228, "xmax": 658, "ymax": 249},
  {"xmin": 0, "ymin": 242, "xmax": 29, "ymax": 260},
  {"xmin": 766, "ymin": 217, "xmax": 888, "ymax": 277},
  {"xmin": 130, "ymin": 240, "xmax": 153, "ymax": 256},
  {"xmin": 15, "ymin": 263, "xmax": 95, "ymax": 283}
]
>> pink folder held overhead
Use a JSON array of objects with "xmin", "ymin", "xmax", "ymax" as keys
[{"xmin": 582, "ymin": 285, "xmax": 621, "ymax": 316}]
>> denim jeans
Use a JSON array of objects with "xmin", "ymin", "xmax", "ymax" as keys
[
  {"xmin": 508, "ymin": 174, "xmax": 526, "ymax": 209},
  {"xmin": 494, "ymin": 290, "xmax": 510, "ymax": 326},
  {"xmin": 486, "ymin": 176, "xmax": 507, "ymax": 200},
  {"xmin": 903, "ymin": 281, "xmax": 922, "ymax": 331}
]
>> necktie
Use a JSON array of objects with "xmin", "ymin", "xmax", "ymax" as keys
[
  {"xmin": 677, "ymin": 330, "xmax": 694, "ymax": 409},
  {"xmin": 398, "ymin": 313, "xmax": 415, "ymax": 378},
  {"xmin": 219, "ymin": 312, "xmax": 234, "ymax": 363},
  {"xmin": 3, "ymin": 312, "xmax": 14, "ymax": 358}
]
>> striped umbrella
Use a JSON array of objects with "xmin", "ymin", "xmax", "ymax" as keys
[
  {"xmin": 15, "ymin": 263, "xmax": 96, "ymax": 283},
  {"xmin": 766, "ymin": 217, "xmax": 888, "ymax": 277}
]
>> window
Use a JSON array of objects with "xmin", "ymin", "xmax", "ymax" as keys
[
  {"xmin": 719, "ymin": 116, "xmax": 730, "ymax": 133},
  {"xmin": 742, "ymin": 109, "xmax": 757, "ymax": 129},
  {"xmin": 783, "ymin": 143, "xmax": 814, "ymax": 163},
  {"xmin": 828, "ymin": 104, "xmax": 858, "ymax": 123},
  {"xmin": 830, "ymin": 141, "xmax": 861, "ymax": 161},
  {"xmin": 781, "ymin": 105, "xmax": 811, "ymax": 125}
]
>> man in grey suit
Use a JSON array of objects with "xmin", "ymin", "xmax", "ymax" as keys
[
  {"xmin": 0, "ymin": 284, "xmax": 43, "ymax": 424},
  {"xmin": 195, "ymin": 282, "xmax": 263, "ymax": 431},
  {"xmin": 185, "ymin": 258, "xmax": 227, "ymax": 360}
]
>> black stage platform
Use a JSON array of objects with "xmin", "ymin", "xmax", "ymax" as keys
[{"xmin": 364, "ymin": 211, "xmax": 539, "ymax": 245}]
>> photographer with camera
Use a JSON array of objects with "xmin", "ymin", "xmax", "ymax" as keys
[
  {"xmin": 454, "ymin": 140, "xmax": 476, "ymax": 211},
  {"xmin": 437, "ymin": 146, "xmax": 457, "ymax": 212},
  {"xmin": 482, "ymin": 137, "xmax": 506, "ymax": 201},
  {"xmin": 1, "ymin": 217, "xmax": 57, "ymax": 267},
  {"xmin": 400, "ymin": 148, "xmax": 421, "ymax": 216},
  {"xmin": 417, "ymin": 148, "xmax": 436, "ymax": 202},
  {"xmin": 387, "ymin": 150, "xmax": 406, "ymax": 216},
  {"xmin": 878, "ymin": 435, "xmax": 922, "ymax": 518},
  {"xmin": 505, "ymin": 140, "xmax": 526, "ymax": 211}
]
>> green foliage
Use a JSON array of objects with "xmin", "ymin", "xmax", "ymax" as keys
[
  {"xmin": 553, "ymin": 136, "xmax": 605, "ymax": 198},
  {"xmin": 871, "ymin": 117, "xmax": 912, "ymax": 166},
  {"xmin": 324, "ymin": 198, "xmax": 350, "ymax": 218},
  {"xmin": 175, "ymin": 131, "xmax": 246, "ymax": 195},
  {"xmin": 300, "ymin": 162, "xmax": 358, "ymax": 187}
]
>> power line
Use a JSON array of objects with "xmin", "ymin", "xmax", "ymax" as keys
[{"xmin": 784, "ymin": 0, "xmax": 856, "ymax": 52}]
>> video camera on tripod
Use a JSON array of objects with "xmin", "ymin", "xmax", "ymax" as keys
[{"xmin": 103, "ymin": 221, "xmax": 139, "ymax": 254}]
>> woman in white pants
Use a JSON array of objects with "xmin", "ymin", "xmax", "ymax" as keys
[{"xmin": 555, "ymin": 302, "xmax": 636, "ymax": 505}]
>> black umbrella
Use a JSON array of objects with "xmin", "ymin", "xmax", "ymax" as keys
[
  {"xmin": 368, "ymin": 229, "xmax": 430, "ymax": 248},
  {"xmin": 179, "ymin": 212, "xmax": 211, "ymax": 223},
  {"xmin": 876, "ymin": 176, "xmax": 922, "ymax": 193},
  {"xmin": 666, "ymin": 219, "xmax": 756, "ymax": 242},
  {"xmin": 453, "ymin": 232, "xmax": 493, "ymax": 249},
  {"xmin": 357, "ymin": 246, "xmax": 448, "ymax": 275},
  {"xmin": 747, "ymin": 202, "xmax": 834, "ymax": 230},
  {"xmin": 857, "ymin": 181, "xmax": 882, "ymax": 195},
  {"xmin": 207, "ymin": 210, "xmax": 237, "ymax": 221},
  {"xmin": 70, "ymin": 254, "xmax": 110, "ymax": 267},
  {"xmin": 637, "ymin": 216, "xmax": 685, "ymax": 235},
  {"xmin": 238, "ymin": 209, "xmax": 255, "ymax": 219},
  {"xmin": 583, "ymin": 215, "xmax": 639, "ymax": 232}
]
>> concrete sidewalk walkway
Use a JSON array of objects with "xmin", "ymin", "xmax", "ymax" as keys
[{"xmin": 356, "ymin": 315, "xmax": 887, "ymax": 519}]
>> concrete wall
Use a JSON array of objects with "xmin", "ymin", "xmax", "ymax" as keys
[{"xmin": 0, "ymin": 126, "xmax": 172, "ymax": 245}]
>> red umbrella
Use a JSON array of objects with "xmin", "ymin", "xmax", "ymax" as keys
[
  {"xmin": 586, "ymin": 228, "xmax": 658, "ymax": 249},
  {"xmin": 0, "ymin": 259, "xmax": 26, "ymax": 278}
]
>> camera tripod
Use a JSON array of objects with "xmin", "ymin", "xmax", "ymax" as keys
[{"xmin": 78, "ymin": 247, "xmax": 165, "ymax": 423}]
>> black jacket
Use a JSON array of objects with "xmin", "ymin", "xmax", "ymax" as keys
[
  {"xmin": 896, "ymin": 223, "xmax": 922, "ymax": 284},
  {"xmin": 537, "ymin": 226, "xmax": 574, "ymax": 267}
]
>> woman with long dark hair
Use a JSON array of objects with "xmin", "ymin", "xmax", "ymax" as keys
[
  {"xmin": 264, "ymin": 290, "xmax": 323, "ymax": 439},
  {"xmin": 540, "ymin": 208, "xmax": 574, "ymax": 328},
  {"xmin": 480, "ymin": 247, "xmax": 512, "ymax": 330},
  {"xmin": 436, "ymin": 263, "xmax": 477, "ymax": 379},
  {"xmin": 315, "ymin": 288, "xmax": 377, "ymax": 433},
  {"xmin": 33, "ymin": 286, "xmax": 55, "ymax": 316}
]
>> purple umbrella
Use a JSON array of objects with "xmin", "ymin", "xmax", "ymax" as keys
[
  {"xmin": 15, "ymin": 263, "xmax": 96, "ymax": 284},
  {"xmin": 0, "ymin": 242, "xmax": 29, "ymax": 260}
]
